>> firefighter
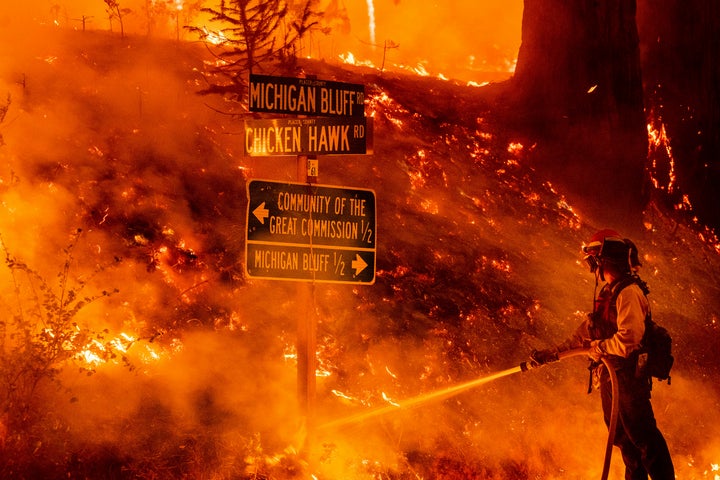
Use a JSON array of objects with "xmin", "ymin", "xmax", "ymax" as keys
[{"xmin": 528, "ymin": 229, "xmax": 674, "ymax": 480}]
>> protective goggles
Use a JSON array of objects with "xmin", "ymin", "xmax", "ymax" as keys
[
  {"xmin": 582, "ymin": 240, "xmax": 603, "ymax": 273},
  {"xmin": 584, "ymin": 254, "xmax": 600, "ymax": 273}
]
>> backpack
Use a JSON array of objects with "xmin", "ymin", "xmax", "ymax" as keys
[
  {"xmin": 611, "ymin": 275, "xmax": 674, "ymax": 383},
  {"xmin": 640, "ymin": 317, "xmax": 674, "ymax": 383}
]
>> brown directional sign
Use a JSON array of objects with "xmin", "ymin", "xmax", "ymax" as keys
[
  {"xmin": 244, "ymin": 117, "xmax": 372, "ymax": 156},
  {"xmin": 246, "ymin": 244, "xmax": 375, "ymax": 284},
  {"xmin": 245, "ymin": 179, "xmax": 376, "ymax": 284},
  {"xmin": 249, "ymin": 74, "xmax": 365, "ymax": 117}
]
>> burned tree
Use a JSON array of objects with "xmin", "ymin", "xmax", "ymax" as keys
[
  {"xmin": 506, "ymin": 0, "xmax": 720, "ymax": 233},
  {"xmin": 104, "ymin": 0, "xmax": 130, "ymax": 38},
  {"xmin": 188, "ymin": 0, "xmax": 322, "ymax": 100},
  {"xmin": 638, "ymin": 0, "xmax": 720, "ymax": 231},
  {"xmin": 508, "ymin": 0, "xmax": 647, "ymax": 228}
]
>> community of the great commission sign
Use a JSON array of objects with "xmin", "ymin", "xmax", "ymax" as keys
[{"xmin": 246, "ymin": 180, "xmax": 376, "ymax": 284}]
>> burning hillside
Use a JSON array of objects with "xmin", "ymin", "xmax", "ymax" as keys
[{"xmin": 1, "ymin": 22, "xmax": 720, "ymax": 480}]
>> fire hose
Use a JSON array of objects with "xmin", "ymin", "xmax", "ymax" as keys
[{"xmin": 520, "ymin": 348, "xmax": 619, "ymax": 480}]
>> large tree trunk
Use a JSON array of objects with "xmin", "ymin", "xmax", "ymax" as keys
[
  {"xmin": 638, "ymin": 0, "xmax": 720, "ymax": 230},
  {"xmin": 509, "ymin": 0, "xmax": 647, "ymax": 230}
]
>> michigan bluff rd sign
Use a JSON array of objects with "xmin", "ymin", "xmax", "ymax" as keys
[
  {"xmin": 246, "ymin": 180, "xmax": 376, "ymax": 284},
  {"xmin": 249, "ymin": 74, "xmax": 365, "ymax": 117}
]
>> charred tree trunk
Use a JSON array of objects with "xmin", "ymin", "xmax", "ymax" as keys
[
  {"xmin": 509, "ymin": 0, "xmax": 647, "ymax": 229},
  {"xmin": 638, "ymin": 0, "xmax": 720, "ymax": 231}
]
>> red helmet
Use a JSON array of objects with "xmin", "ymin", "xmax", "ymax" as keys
[
  {"xmin": 582, "ymin": 229, "xmax": 640, "ymax": 274},
  {"xmin": 582, "ymin": 229, "xmax": 623, "ymax": 256}
]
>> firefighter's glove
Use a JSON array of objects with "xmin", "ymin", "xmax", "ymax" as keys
[
  {"xmin": 588, "ymin": 340, "xmax": 605, "ymax": 362},
  {"xmin": 529, "ymin": 348, "xmax": 559, "ymax": 368}
]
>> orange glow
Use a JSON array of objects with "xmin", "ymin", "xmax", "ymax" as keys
[
  {"xmin": 507, "ymin": 142, "xmax": 524, "ymax": 155},
  {"xmin": 331, "ymin": 1, "xmax": 521, "ymax": 83},
  {"xmin": 1, "ymin": 4, "xmax": 718, "ymax": 480},
  {"xmin": 201, "ymin": 26, "xmax": 227, "ymax": 46}
]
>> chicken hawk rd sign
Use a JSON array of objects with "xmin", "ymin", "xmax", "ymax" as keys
[
  {"xmin": 246, "ymin": 180, "xmax": 376, "ymax": 284},
  {"xmin": 244, "ymin": 117, "xmax": 371, "ymax": 156}
]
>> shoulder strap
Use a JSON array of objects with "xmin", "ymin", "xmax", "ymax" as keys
[
  {"xmin": 609, "ymin": 274, "xmax": 649, "ymax": 308},
  {"xmin": 611, "ymin": 275, "xmax": 655, "ymax": 335}
]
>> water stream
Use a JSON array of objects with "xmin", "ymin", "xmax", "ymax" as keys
[{"xmin": 319, "ymin": 365, "xmax": 524, "ymax": 430}]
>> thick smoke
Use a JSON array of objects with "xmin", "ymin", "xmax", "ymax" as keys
[{"xmin": 7, "ymin": 0, "xmax": 522, "ymax": 83}]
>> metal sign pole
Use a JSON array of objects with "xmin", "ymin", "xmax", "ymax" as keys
[
  {"xmin": 296, "ymin": 278, "xmax": 316, "ymax": 436},
  {"xmin": 296, "ymin": 154, "xmax": 316, "ymax": 457}
]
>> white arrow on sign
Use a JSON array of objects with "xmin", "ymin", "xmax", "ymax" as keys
[
  {"xmin": 352, "ymin": 254, "xmax": 368, "ymax": 276},
  {"xmin": 253, "ymin": 202, "xmax": 269, "ymax": 224}
]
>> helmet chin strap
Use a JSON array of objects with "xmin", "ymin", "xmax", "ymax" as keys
[{"xmin": 592, "ymin": 266, "xmax": 601, "ymax": 311}]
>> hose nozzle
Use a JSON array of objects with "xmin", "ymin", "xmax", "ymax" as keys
[
  {"xmin": 519, "ymin": 360, "xmax": 535, "ymax": 372},
  {"xmin": 521, "ymin": 347, "xmax": 590, "ymax": 373}
]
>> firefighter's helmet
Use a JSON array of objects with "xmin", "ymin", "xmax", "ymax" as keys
[{"xmin": 582, "ymin": 229, "xmax": 640, "ymax": 274}]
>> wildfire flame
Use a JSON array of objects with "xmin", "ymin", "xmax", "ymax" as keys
[
  {"xmin": 75, "ymin": 330, "xmax": 181, "ymax": 370},
  {"xmin": 647, "ymin": 113, "xmax": 720, "ymax": 252},
  {"xmin": 200, "ymin": 26, "xmax": 227, "ymax": 45},
  {"xmin": 366, "ymin": 0, "xmax": 376, "ymax": 45},
  {"xmin": 647, "ymin": 115, "xmax": 677, "ymax": 194}
]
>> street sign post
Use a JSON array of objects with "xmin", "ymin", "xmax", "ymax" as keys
[
  {"xmin": 245, "ymin": 73, "xmax": 373, "ymax": 444},
  {"xmin": 246, "ymin": 179, "xmax": 376, "ymax": 284}
]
